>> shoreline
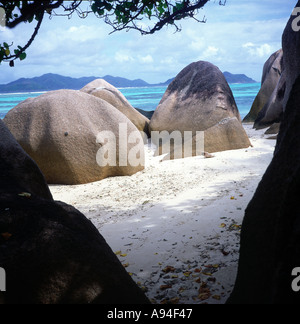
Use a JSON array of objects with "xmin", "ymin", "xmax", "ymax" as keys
[{"xmin": 50, "ymin": 124, "xmax": 276, "ymax": 304}]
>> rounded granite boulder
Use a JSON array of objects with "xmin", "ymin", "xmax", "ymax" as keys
[
  {"xmin": 81, "ymin": 79, "xmax": 150, "ymax": 135},
  {"xmin": 150, "ymin": 61, "xmax": 251, "ymax": 155},
  {"xmin": 4, "ymin": 90, "xmax": 145, "ymax": 185},
  {"xmin": 244, "ymin": 49, "xmax": 283, "ymax": 123}
]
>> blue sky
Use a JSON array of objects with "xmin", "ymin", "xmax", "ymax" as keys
[{"xmin": 0, "ymin": 0, "xmax": 297, "ymax": 84}]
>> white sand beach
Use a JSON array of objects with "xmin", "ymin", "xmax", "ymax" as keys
[{"xmin": 50, "ymin": 124, "xmax": 276, "ymax": 304}]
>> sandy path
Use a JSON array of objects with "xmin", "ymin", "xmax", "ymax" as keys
[{"xmin": 50, "ymin": 124, "xmax": 276, "ymax": 304}]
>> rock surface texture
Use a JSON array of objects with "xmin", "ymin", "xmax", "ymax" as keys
[
  {"xmin": 254, "ymin": 69, "xmax": 286, "ymax": 130},
  {"xmin": 0, "ymin": 198, "xmax": 150, "ymax": 304},
  {"xmin": 0, "ymin": 120, "xmax": 52, "ymax": 200},
  {"xmin": 228, "ymin": 2, "xmax": 300, "ymax": 304},
  {"xmin": 0, "ymin": 120, "xmax": 149, "ymax": 304},
  {"xmin": 81, "ymin": 79, "xmax": 150, "ymax": 135},
  {"xmin": 4, "ymin": 90, "xmax": 145, "ymax": 185},
  {"xmin": 244, "ymin": 49, "xmax": 283, "ymax": 123},
  {"xmin": 150, "ymin": 61, "xmax": 251, "ymax": 156}
]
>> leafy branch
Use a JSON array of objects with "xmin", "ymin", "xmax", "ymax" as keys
[
  {"xmin": 0, "ymin": 11, "xmax": 44, "ymax": 67},
  {"xmin": 0, "ymin": 0, "xmax": 227, "ymax": 66}
]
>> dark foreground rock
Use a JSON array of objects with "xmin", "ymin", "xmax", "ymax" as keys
[
  {"xmin": 0, "ymin": 120, "xmax": 149, "ymax": 304},
  {"xmin": 228, "ymin": 75, "xmax": 300, "ymax": 304},
  {"xmin": 228, "ymin": 2, "xmax": 300, "ymax": 304},
  {"xmin": 0, "ymin": 120, "xmax": 52, "ymax": 200},
  {"xmin": 0, "ymin": 197, "xmax": 150, "ymax": 304},
  {"xmin": 282, "ymin": 6, "xmax": 300, "ymax": 110}
]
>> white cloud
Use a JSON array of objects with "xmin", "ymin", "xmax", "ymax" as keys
[
  {"xmin": 243, "ymin": 42, "xmax": 255, "ymax": 48},
  {"xmin": 66, "ymin": 25, "xmax": 102, "ymax": 42},
  {"xmin": 257, "ymin": 44, "xmax": 273, "ymax": 57},
  {"xmin": 0, "ymin": 0, "xmax": 295, "ymax": 84},
  {"xmin": 115, "ymin": 51, "xmax": 134, "ymax": 63},
  {"xmin": 160, "ymin": 56, "xmax": 176, "ymax": 65},
  {"xmin": 243, "ymin": 42, "xmax": 273, "ymax": 58},
  {"xmin": 202, "ymin": 46, "xmax": 220, "ymax": 58},
  {"xmin": 189, "ymin": 40, "xmax": 205, "ymax": 51},
  {"xmin": 138, "ymin": 55, "xmax": 154, "ymax": 64}
]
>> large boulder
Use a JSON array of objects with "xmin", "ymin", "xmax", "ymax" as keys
[
  {"xmin": 244, "ymin": 49, "xmax": 283, "ymax": 122},
  {"xmin": 254, "ymin": 70, "xmax": 286, "ymax": 130},
  {"xmin": 81, "ymin": 79, "xmax": 150, "ymax": 135},
  {"xmin": 204, "ymin": 117, "xmax": 252, "ymax": 153},
  {"xmin": 228, "ymin": 75, "xmax": 300, "ymax": 304},
  {"xmin": 228, "ymin": 3, "xmax": 300, "ymax": 304},
  {"xmin": 150, "ymin": 61, "xmax": 242, "ymax": 133},
  {"xmin": 0, "ymin": 119, "xmax": 149, "ymax": 304},
  {"xmin": 159, "ymin": 117, "xmax": 252, "ymax": 161},
  {"xmin": 264, "ymin": 123, "xmax": 281, "ymax": 136},
  {"xmin": 0, "ymin": 120, "xmax": 52, "ymax": 200},
  {"xmin": 150, "ymin": 61, "xmax": 251, "ymax": 155},
  {"xmin": 4, "ymin": 90, "xmax": 145, "ymax": 185},
  {"xmin": 282, "ymin": 4, "xmax": 300, "ymax": 110},
  {"xmin": 0, "ymin": 198, "xmax": 150, "ymax": 304}
]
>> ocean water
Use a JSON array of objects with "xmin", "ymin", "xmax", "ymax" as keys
[
  {"xmin": 0, "ymin": 92, "xmax": 46, "ymax": 119},
  {"xmin": 0, "ymin": 83, "xmax": 260, "ymax": 120},
  {"xmin": 230, "ymin": 83, "xmax": 261, "ymax": 119}
]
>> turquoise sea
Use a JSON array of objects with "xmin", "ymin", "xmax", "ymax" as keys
[{"xmin": 0, "ymin": 83, "xmax": 260, "ymax": 120}]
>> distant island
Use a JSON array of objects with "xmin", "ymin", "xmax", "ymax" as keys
[
  {"xmin": 0, "ymin": 72, "xmax": 257, "ymax": 93},
  {"xmin": 223, "ymin": 72, "xmax": 257, "ymax": 84}
]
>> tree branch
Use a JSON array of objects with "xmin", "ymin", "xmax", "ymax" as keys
[
  {"xmin": 103, "ymin": 0, "xmax": 211, "ymax": 35},
  {"xmin": 147, "ymin": 0, "xmax": 210, "ymax": 35},
  {"xmin": 4, "ymin": 10, "xmax": 45, "ymax": 66},
  {"xmin": 0, "ymin": 0, "xmax": 227, "ymax": 65},
  {"xmin": 5, "ymin": 1, "xmax": 60, "ymax": 28}
]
